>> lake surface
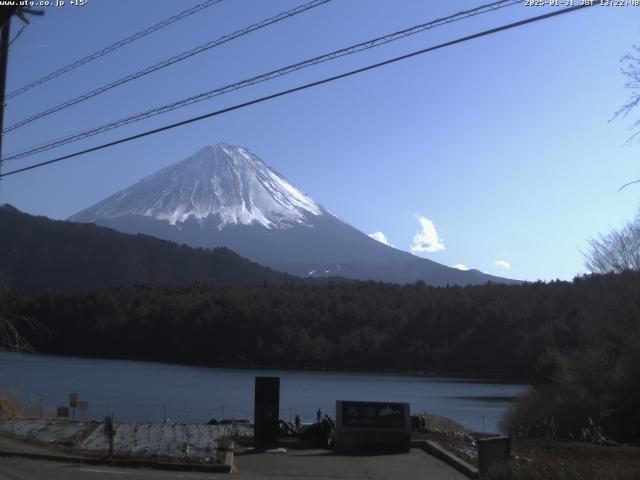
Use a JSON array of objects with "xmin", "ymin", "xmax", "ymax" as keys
[{"xmin": 0, "ymin": 352, "xmax": 527, "ymax": 433}]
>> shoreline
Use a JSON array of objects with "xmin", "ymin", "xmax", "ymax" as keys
[{"xmin": 0, "ymin": 351, "xmax": 530, "ymax": 386}]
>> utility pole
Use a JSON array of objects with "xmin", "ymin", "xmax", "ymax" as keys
[
  {"xmin": 0, "ymin": 7, "xmax": 43, "ymax": 183},
  {"xmin": 0, "ymin": 16, "xmax": 11, "ymax": 176}
]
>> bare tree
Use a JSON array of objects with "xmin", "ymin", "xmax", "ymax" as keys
[
  {"xmin": 585, "ymin": 212, "xmax": 640, "ymax": 273},
  {"xmin": 0, "ymin": 311, "xmax": 47, "ymax": 352},
  {"xmin": 616, "ymin": 46, "xmax": 640, "ymax": 190},
  {"xmin": 615, "ymin": 46, "xmax": 640, "ymax": 133}
]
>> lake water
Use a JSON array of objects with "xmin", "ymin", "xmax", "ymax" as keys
[{"xmin": 0, "ymin": 352, "xmax": 528, "ymax": 433}]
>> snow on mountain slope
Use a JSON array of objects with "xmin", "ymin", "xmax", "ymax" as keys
[{"xmin": 70, "ymin": 143, "xmax": 325, "ymax": 229}]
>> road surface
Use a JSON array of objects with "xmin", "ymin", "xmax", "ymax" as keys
[{"xmin": 0, "ymin": 449, "xmax": 466, "ymax": 480}]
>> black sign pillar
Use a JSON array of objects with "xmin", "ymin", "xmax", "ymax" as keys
[{"xmin": 254, "ymin": 377, "xmax": 280, "ymax": 449}]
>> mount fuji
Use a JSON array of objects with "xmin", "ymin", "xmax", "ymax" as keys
[{"xmin": 70, "ymin": 143, "xmax": 516, "ymax": 285}]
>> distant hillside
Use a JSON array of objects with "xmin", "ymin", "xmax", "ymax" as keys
[{"xmin": 0, "ymin": 205, "xmax": 298, "ymax": 292}]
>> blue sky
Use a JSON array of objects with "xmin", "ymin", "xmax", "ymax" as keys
[{"xmin": 1, "ymin": 0, "xmax": 639, "ymax": 281}]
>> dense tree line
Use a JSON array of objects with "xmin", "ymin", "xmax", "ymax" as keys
[{"xmin": 0, "ymin": 272, "xmax": 636, "ymax": 378}]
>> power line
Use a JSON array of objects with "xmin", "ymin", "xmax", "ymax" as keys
[
  {"xmin": 3, "ymin": 0, "xmax": 522, "ymax": 161},
  {"xmin": 0, "ymin": 3, "xmax": 596, "ymax": 179},
  {"xmin": 8, "ymin": 25, "xmax": 25, "ymax": 47},
  {"xmin": 5, "ymin": 0, "xmax": 224, "ymax": 100},
  {"xmin": 3, "ymin": 0, "xmax": 333, "ymax": 134}
]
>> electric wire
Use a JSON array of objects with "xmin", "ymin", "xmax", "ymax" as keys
[
  {"xmin": 3, "ymin": 0, "xmax": 522, "ymax": 161},
  {"xmin": 5, "ymin": 0, "xmax": 224, "ymax": 100},
  {"xmin": 2, "ymin": 0, "xmax": 332, "ymax": 134},
  {"xmin": 8, "ymin": 25, "xmax": 25, "ymax": 47},
  {"xmin": 0, "ymin": 3, "xmax": 595, "ymax": 179}
]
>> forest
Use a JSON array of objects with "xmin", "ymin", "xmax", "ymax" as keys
[{"xmin": 5, "ymin": 272, "xmax": 637, "ymax": 377}]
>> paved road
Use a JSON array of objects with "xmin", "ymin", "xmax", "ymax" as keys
[
  {"xmin": 235, "ymin": 448, "xmax": 465, "ymax": 480},
  {"xmin": 0, "ymin": 449, "xmax": 466, "ymax": 480},
  {"xmin": 0, "ymin": 457, "xmax": 221, "ymax": 480}
]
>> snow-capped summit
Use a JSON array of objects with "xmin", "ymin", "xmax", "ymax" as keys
[
  {"xmin": 70, "ymin": 143, "xmax": 324, "ymax": 229},
  {"xmin": 71, "ymin": 143, "xmax": 518, "ymax": 286}
]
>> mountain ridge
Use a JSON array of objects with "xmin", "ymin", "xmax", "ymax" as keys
[{"xmin": 0, "ymin": 204, "xmax": 301, "ymax": 293}]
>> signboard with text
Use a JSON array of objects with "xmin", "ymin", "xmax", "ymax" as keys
[
  {"xmin": 78, "ymin": 401, "xmax": 89, "ymax": 411},
  {"xmin": 336, "ymin": 400, "xmax": 410, "ymax": 453},
  {"xmin": 340, "ymin": 401, "xmax": 407, "ymax": 429}
]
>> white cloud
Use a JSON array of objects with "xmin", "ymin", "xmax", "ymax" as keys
[
  {"xmin": 410, "ymin": 216, "xmax": 445, "ymax": 254},
  {"xmin": 368, "ymin": 231, "xmax": 394, "ymax": 247},
  {"xmin": 452, "ymin": 264, "xmax": 469, "ymax": 271},
  {"xmin": 495, "ymin": 260, "xmax": 511, "ymax": 269}
]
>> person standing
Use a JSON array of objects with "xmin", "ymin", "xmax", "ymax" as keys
[
  {"xmin": 316, "ymin": 408, "xmax": 321, "ymax": 423},
  {"xmin": 294, "ymin": 414, "xmax": 301, "ymax": 434}
]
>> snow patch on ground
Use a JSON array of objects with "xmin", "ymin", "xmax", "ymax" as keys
[
  {"xmin": 0, "ymin": 418, "xmax": 87, "ymax": 444},
  {"xmin": 0, "ymin": 418, "xmax": 251, "ymax": 460}
]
